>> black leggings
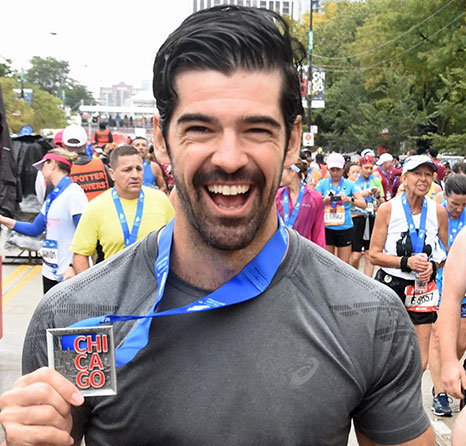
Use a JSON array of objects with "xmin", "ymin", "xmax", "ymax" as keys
[{"xmin": 42, "ymin": 276, "xmax": 59, "ymax": 294}]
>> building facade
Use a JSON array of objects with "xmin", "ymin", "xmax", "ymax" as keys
[{"xmin": 192, "ymin": 0, "xmax": 302, "ymax": 20}]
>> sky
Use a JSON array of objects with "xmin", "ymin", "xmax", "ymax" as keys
[{"xmin": 0, "ymin": 0, "xmax": 192, "ymax": 96}]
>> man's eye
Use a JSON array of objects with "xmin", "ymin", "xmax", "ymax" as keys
[
  {"xmin": 247, "ymin": 128, "xmax": 271, "ymax": 135},
  {"xmin": 186, "ymin": 126, "xmax": 210, "ymax": 134}
]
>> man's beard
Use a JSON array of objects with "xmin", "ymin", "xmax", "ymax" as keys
[{"xmin": 173, "ymin": 164, "xmax": 282, "ymax": 251}]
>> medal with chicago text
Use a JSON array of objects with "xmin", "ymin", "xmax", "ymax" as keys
[{"xmin": 46, "ymin": 326, "xmax": 117, "ymax": 397}]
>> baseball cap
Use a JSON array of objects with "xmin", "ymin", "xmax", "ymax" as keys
[
  {"xmin": 361, "ymin": 149, "xmax": 375, "ymax": 157},
  {"xmin": 402, "ymin": 155, "xmax": 437, "ymax": 175},
  {"xmin": 62, "ymin": 125, "xmax": 88, "ymax": 148},
  {"xmin": 326, "ymin": 153, "xmax": 345, "ymax": 169},
  {"xmin": 33, "ymin": 152, "xmax": 72, "ymax": 170},
  {"xmin": 359, "ymin": 155, "xmax": 375, "ymax": 166},
  {"xmin": 53, "ymin": 130, "xmax": 64, "ymax": 147},
  {"xmin": 376, "ymin": 153, "xmax": 393, "ymax": 165}
]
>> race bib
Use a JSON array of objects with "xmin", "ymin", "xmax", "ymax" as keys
[
  {"xmin": 324, "ymin": 204, "xmax": 345, "ymax": 226},
  {"xmin": 40, "ymin": 239, "xmax": 58, "ymax": 267},
  {"xmin": 404, "ymin": 280, "xmax": 439, "ymax": 312}
]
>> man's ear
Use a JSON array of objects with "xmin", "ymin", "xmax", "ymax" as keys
[
  {"xmin": 283, "ymin": 116, "xmax": 302, "ymax": 169},
  {"xmin": 109, "ymin": 168, "xmax": 115, "ymax": 182},
  {"xmin": 153, "ymin": 114, "xmax": 170, "ymax": 164}
]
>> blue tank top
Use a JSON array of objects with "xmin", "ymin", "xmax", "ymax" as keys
[{"xmin": 142, "ymin": 160, "xmax": 157, "ymax": 188}]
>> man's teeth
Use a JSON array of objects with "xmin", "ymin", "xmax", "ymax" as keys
[{"xmin": 207, "ymin": 185, "xmax": 250, "ymax": 195}]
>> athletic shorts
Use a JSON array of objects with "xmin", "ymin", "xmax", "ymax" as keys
[
  {"xmin": 374, "ymin": 269, "xmax": 437, "ymax": 325},
  {"xmin": 325, "ymin": 227, "xmax": 353, "ymax": 248},
  {"xmin": 462, "ymin": 303, "xmax": 466, "ymax": 318},
  {"xmin": 351, "ymin": 216, "xmax": 375, "ymax": 252}
]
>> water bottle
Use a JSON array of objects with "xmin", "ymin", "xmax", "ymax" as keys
[{"xmin": 414, "ymin": 272, "xmax": 427, "ymax": 294}]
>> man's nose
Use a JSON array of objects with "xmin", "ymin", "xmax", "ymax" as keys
[{"xmin": 210, "ymin": 131, "xmax": 249, "ymax": 174}]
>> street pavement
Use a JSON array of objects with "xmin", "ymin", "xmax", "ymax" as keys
[{"xmin": 0, "ymin": 250, "xmax": 462, "ymax": 445}]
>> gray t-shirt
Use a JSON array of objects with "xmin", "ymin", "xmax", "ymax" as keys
[{"xmin": 23, "ymin": 229, "xmax": 430, "ymax": 445}]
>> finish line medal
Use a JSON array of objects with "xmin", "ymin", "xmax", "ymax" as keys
[{"xmin": 47, "ymin": 326, "xmax": 117, "ymax": 397}]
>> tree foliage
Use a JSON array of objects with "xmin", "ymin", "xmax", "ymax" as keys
[
  {"xmin": 25, "ymin": 56, "xmax": 95, "ymax": 109},
  {"xmin": 291, "ymin": 0, "xmax": 466, "ymax": 154},
  {"xmin": 0, "ymin": 77, "xmax": 66, "ymax": 134},
  {"xmin": 26, "ymin": 56, "xmax": 70, "ymax": 96}
]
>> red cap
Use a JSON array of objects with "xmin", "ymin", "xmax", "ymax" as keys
[{"xmin": 359, "ymin": 155, "xmax": 375, "ymax": 166}]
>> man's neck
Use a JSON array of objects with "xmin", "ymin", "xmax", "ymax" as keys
[
  {"xmin": 114, "ymin": 186, "xmax": 140, "ymax": 200},
  {"xmin": 169, "ymin": 208, "xmax": 280, "ymax": 290}
]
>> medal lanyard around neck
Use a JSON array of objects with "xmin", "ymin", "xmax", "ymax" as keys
[
  {"xmin": 44, "ymin": 176, "xmax": 73, "ymax": 220},
  {"xmin": 401, "ymin": 192, "xmax": 428, "ymax": 254},
  {"xmin": 64, "ymin": 215, "xmax": 289, "ymax": 367},
  {"xmin": 329, "ymin": 178, "xmax": 343, "ymax": 208},
  {"xmin": 443, "ymin": 203, "xmax": 466, "ymax": 248},
  {"xmin": 356, "ymin": 175, "xmax": 374, "ymax": 203},
  {"xmin": 112, "ymin": 187, "xmax": 145, "ymax": 247},
  {"xmin": 283, "ymin": 171, "xmax": 312, "ymax": 228}
]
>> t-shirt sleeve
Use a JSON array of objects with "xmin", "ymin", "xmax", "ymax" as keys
[
  {"xmin": 69, "ymin": 186, "xmax": 89, "ymax": 217},
  {"xmin": 315, "ymin": 179, "xmax": 325, "ymax": 196},
  {"xmin": 70, "ymin": 201, "xmax": 99, "ymax": 256},
  {"xmin": 351, "ymin": 300, "xmax": 430, "ymax": 444},
  {"xmin": 372, "ymin": 178, "xmax": 385, "ymax": 198}
]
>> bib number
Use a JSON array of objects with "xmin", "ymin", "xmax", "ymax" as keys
[
  {"xmin": 324, "ymin": 204, "xmax": 345, "ymax": 226},
  {"xmin": 404, "ymin": 280, "xmax": 439, "ymax": 312},
  {"xmin": 40, "ymin": 239, "xmax": 59, "ymax": 267}
]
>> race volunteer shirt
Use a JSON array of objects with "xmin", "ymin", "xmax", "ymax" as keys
[
  {"xmin": 70, "ymin": 154, "xmax": 110, "ymax": 201},
  {"xmin": 70, "ymin": 186, "xmax": 174, "ymax": 259},
  {"xmin": 40, "ymin": 182, "xmax": 88, "ymax": 280},
  {"xmin": 23, "ymin": 230, "xmax": 430, "ymax": 446},
  {"xmin": 315, "ymin": 178, "xmax": 357, "ymax": 230}
]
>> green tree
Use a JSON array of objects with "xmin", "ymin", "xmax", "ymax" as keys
[
  {"xmin": 0, "ymin": 58, "xmax": 13, "ymax": 77},
  {"xmin": 0, "ymin": 77, "xmax": 35, "ymax": 133},
  {"xmin": 65, "ymin": 80, "xmax": 95, "ymax": 109},
  {"xmin": 31, "ymin": 88, "xmax": 67, "ymax": 130},
  {"xmin": 26, "ymin": 56, "xmax": 70, "ymax": 96}
]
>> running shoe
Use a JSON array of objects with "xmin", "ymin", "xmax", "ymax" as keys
[{"xmin": 432, "ymin": 392, "xmax": 452, "ymax": 417}]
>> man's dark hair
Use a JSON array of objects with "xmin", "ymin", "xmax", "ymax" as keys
[
  {"xmin": 109, "ymin": 145, "xmax": 142, "ymax": 168},
  {"xmin": 132, "ymin": 136, "xmax": 148, "ymax": 144},
  {"xmin": 452, "ymin": 161, "xmax": 466, "ymax": 175},
  {"xmin": 445, "ymin": 174, "xmax": 466, "ymax": 197},
  {"xmin": 153, "ymin": 5, "xmax": 305, "ymax": 144}
]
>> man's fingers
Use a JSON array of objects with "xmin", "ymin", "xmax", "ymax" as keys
[
  {"xmin": 12, "ymin": 367, "xmax": 84, "ymax": 408},
  {"xmin": 1, "ymin": 422, "xmax": 74, "ymax": 446},
  {"xmin": 0, "ymin": 404, "xmax": 72, "ymax": 432}
]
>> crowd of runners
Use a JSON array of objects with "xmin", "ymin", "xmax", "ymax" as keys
[{"xmin": 0, "ymin": 4, "xmax": 465, "ymax": 445}]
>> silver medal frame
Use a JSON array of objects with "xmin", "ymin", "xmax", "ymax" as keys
[{"xmin": 47, "ymin": 325, "xmax": 117, "ymax": 397}]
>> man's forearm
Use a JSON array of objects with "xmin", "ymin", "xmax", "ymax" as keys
[{"xmin": 73, "ymin": 254, "xmax": 91, "ymax": 274}]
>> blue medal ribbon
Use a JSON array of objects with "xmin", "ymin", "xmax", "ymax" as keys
[
  {"xmin": 329, "ymin": 178, "xmax": 343, "ymax": 208},
  {"xmin": 112, "ymin": 187, "xmax": 145, "ymax": 247},
  {"xmin": 64, "ymin": 215, "xmax": 289, "ymax": 367},
  {"xmin": 282, "ymin": 171, "xmax": 312, "ymax": 228},
  {"xmin": 443, "ymin": 203, "xmax": 466, "ymax": 248},
  {"xmin": 401, "ymin": 192, "xmax": 428, "ymax": 254},
  {"xmin": 44, "ymin": 176, "xmax": 73, "ymax": 220}
]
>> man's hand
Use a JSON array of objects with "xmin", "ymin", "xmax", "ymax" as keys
[
  {"xmin": 62, "ymin": 266, "xmax": 76, "ymax": 282},
  {"xmin": 0, "ymin": 367, "xmax": 84, "ymax": 445},
  {"xmin": 441, "ymin": 359, "xmax": 466, "ymax": 399}
]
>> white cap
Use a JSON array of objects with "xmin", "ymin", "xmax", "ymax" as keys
[
  {"xmin": 62, "ymin": 125, "xmax": 88, "ymax": 148},
  {"xmin": 361, "ymin": 149, "xmax": 375, "ymax": 157},
  {"xmin": 402, "ymin": 155, "xmax": 437, "ymax": 175},
  {"xmin": 376, "ymin": 153, "xmax": 393, "ymax": 165},
  {"xmin": 326, "ymin": 153, "xmax": 345, "ymax": 169}
]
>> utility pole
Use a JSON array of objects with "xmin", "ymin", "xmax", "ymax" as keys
[{"xmin": 306, "ymin": 0, "xmax": 314, "ymax": 131}]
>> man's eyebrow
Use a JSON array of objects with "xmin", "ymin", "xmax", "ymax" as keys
[
  {"xmin": 176, "ymin": 113, "xmax": 217, "ymax": 125},
  {"xmin": 176, "ymin": 113, "xmax": 281, "ymax": 129},
  {"xmin": 242, "ymin": 116, "xmax": 281, "ymax": 129}
]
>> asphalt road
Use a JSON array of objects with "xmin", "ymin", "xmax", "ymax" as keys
[{"xmin": 0, "ymin": 252, "xmax": 461, "ymax": 445}]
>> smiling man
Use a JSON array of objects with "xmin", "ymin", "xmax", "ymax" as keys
[{"xmin": 0, "ymin": 6, "xmax": 433, "ymax": 446}]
